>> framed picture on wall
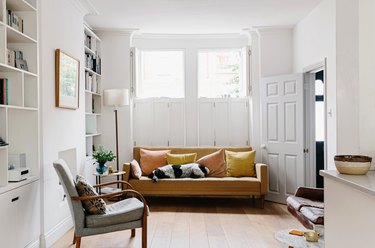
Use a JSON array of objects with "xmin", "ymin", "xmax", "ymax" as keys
[{"xmin": 55, "ymin": 49, "xmax": 80, "ymax": 109}]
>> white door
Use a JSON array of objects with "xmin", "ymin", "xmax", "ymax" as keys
[{"xmin": 261, "ymin": 74, "xmax": 304, "ymax": 203}]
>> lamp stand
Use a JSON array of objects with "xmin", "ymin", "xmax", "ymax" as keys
[{"xmin": 114, "ymin": 108, "xmax": 121, "ymax": 189}]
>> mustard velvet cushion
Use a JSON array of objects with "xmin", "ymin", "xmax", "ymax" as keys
[
  {"xmin": 225, "ymin": 150, "xmax": 256, "ymax": 177},
  {"xmin": 166, "ymin": 153, "xmax": 197, "ymax": 165}
]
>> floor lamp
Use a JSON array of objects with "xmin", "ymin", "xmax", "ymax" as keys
[{"xmin": 103, "ymin": 89, "xmax": 130, "ymax": 177}]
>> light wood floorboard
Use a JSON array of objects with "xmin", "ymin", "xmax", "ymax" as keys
[{"xmin": 51, "ymin": 197, "xmax": 302, "ymax": 248}]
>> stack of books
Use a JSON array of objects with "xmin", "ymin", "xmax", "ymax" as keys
[
  {"xmin": 7, "ymin": 10, "xmax": 24, "ymax": 33},
  {"xmin": 84, "ymin": 34, "xmax": 92, "ymax": 49},
  {"xmin": 0, "ymin": 78, "xmax": 9, "ymax": 105},
  {"xmin": 85, "ymin": 72, "xmax": 99, "ymax": 93}
]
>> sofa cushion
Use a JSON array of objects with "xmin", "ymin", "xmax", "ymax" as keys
[
  {"xmin": 140, "ymin": 149, "xmax": 171, "ymax": 176},
  {"xmin": 166, "ymin": 153, "xmax": 197, "ymax": 165},
  {"xmin": 86, "ymin": 198, "xmax": 144, "ymax": 228},
  {"xmin": 225, "ymin": 150, "xmax": 256, "ymax": 177},
  {"xmin": 196, "ymin": 149, "xmax": 226, "ymax": 177},
  {"xmin": 130, "ymin": 159, "xmax": 142, "ymax": 179},
  {"xmin": 75, "ymin": 175, "xmax": 106, "ymax": 214}
]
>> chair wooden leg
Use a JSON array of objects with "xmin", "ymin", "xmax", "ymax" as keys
[
  {"xmin": 131, "ymin": 229, "xmax": 136, "ymax": 237},
  {"xmin": 73, "ymin": 232, "xmax": 76, "ymax": 244},
  {"xmin": 142, "ymin": 216, "xmax": 147, "ymax": 248},
  {"xmin": 75, "ymin": 237, "xmax": 81, "ymax": 248}
]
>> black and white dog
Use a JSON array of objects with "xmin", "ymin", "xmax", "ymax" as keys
[{"xmin": 149, "ymin": 163, "xmax": 210, "ymax": 182}]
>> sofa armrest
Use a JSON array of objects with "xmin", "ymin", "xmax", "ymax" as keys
[
  {"xmin": 255, "ymin": 163, "xmax": 268, "ymax": 195},
  {"xmin": 295, "ymin": 187, "xmax": 324, "ymax": 202},
  {"xmin": 122, "ymin": 163, "xmax": 131, "ymax": 182}
]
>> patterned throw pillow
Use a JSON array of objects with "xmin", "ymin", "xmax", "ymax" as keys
[
  {"xmin": 130, "ymin": 159, "xmax": 142, "ymax": 179},
  {"xmin": 75, "ymin": 175, "xmax": 106, "ymax": 214}
]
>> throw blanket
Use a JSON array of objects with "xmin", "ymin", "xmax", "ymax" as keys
[
  {"xmin": 149, "ymin": 163, "xmax": 210, "ymax": 182},
  {"xmin": 287, "ymin": 196, "xmax": 324, "ymax": 211}
]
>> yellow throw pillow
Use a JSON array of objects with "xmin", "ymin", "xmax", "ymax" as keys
[
  {"xmin": 225, "ymin": 150, "xmax": 256, "ymax": 177},
  {"xmin": 167, "ymin": 153, "xmax": 197, "ymax": 165}
]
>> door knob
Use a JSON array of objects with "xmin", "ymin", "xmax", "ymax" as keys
[{"xmin": 261, "ymin": 144, "xmax": 266, "ymax": 149}]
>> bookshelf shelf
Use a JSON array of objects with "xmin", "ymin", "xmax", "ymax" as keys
[
  {"xmin": 6, "ymin": 25, "xmax": 37, "ymax": 43},
  {"xmin": 0, "ymin": 63, "xmax": 37, "ymax": 77},
  {"xmin": 84, "ymin": 46, "xmax": 95, "ymax": 55},
  {"xmin": 0, "ymin": 145, "xmax": 8, "ymax": 150},
  {"xmin": 85, "ymin": 112, "xmax": 101, "ymax": 116},
  {"xmin": 86, "ymin": 133, "xmax": 102, "ymax": 138},
  {"xmin": 85, "ymin": 90, "xmax": 101, "ymax": 96},
  {"xmin": 85, "ymin": 67, "xmax": 101, "ymax": 77},
  {"xmin": 0, "ymin": 104, "xmax": 38, "ymax": 111}
]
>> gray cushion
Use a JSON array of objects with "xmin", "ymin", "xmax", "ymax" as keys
[
  {"xmin": 75, "ymin": 175, "xmax": 106, "ymax": 214},
  {"xmin": 86, "ymin": 198, "xmax": 144, "ymax": 228}
]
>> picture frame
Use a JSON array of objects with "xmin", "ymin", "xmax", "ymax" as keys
[{"xmin": 55, "ymin": 49, "xmax": 80, "ymax": 109}]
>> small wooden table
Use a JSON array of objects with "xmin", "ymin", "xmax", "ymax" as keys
[
  {"xmin": 275, "ymin": 229, "xmax": 324, "ymax": 248},
  {"xmin": 93, "ymin": 171, "xmax": 126, "ymax": 194}
]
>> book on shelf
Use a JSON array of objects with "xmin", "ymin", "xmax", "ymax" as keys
[
  {"xmin": 85, "ymin": 54, "xmax": 101, "ymax": 74},
  {"xmin": 6, "ymin": 49, "xmax": 28, "ymax": 71},
  {"xmin": 0, "ymin": 78, "xmax": 9, "ymax": 105},
  {"xmin": 7, "ymin": 10, "xmax": 24, "ymax": 33},
  {"xmin": 84, "ymin": 34, "xmax": 92, "ymax": 49}
]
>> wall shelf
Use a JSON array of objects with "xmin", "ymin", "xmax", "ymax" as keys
[
  {"xmin": 7, "ymin": 25, "xmax": 37, "ymax": 43},
  {"xmin": 85, "ymin": 67, "xmax": 101, "ymax": 77}
]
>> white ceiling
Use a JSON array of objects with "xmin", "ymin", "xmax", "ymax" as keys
[{"xmin": 85, "ymin": 0, "xmax": 322, "ymax": 34}]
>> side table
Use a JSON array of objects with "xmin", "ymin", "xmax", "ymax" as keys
[
  {"xmin": 275, "ymin": 229, "xmax": 324, "ymax": 248},
  {"xmin": 93, "ymin": 171, "xmax": 126, "ymax": 194}
]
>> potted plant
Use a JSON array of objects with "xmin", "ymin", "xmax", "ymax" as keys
[{"xmin": 92, "ymin": 146, "xmax": 116, "ymax": 174}]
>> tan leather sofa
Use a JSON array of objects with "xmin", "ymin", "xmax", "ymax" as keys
[{"xmin": 123, "ymin": 146, "xmax": 268, "ymax": 208}]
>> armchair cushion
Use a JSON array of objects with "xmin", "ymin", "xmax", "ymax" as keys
[
  {"xmin": 75, "ymin": 175, "xmax": 106, "ymax": 214},
  {"xmin": 86, "ymin": 198, "xmax": 144, "ymax": 228}
]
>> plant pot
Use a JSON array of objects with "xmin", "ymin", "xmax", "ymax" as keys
[
  {"xmin": 334, "ymin": 155, "xmax": 372, "ymax": 175},
  {"xmin": 96, "ymin": 162, "xmax": 108, "ymax": 175}
]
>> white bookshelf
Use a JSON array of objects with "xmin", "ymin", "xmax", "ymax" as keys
[
  {"xmin": 0, "ymin": 0, "xmax": 39, "ymax": 189},
  {"xmin": 0, "ymin": 1, "xmax": 39, "ymax": 247},
  {"xmin": 84, "ymin": 25, "xmax": 102, "ymax": 157}
]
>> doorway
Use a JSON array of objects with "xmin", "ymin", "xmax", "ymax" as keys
[{"xmin": 304, "ymin": 61, "xmax": 326, "ymax": 188}]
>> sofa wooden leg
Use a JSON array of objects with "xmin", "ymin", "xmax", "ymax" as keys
[
  {"xmin": 260, "ymin": 195, "xmax": 265, "ymax": 209},
  {"xmin": 73, "ymin": 232, "xmax": 76, "ymax": 244},
  {"xmin": 142, "ymin": 216, "xmax": 147, "ymax": 248},
  {"xmin": 131, "ymin": 229, "xmax": 136, "ymax": 237},
  {"xmin": 75, "ymin": 237, "xmax": 81, "ymax": 248}
]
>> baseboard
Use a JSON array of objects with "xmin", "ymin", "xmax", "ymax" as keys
[
  {"xmin": 44, "ymin": 216, "xmax": 74, "ymax": 247},
  {"xmin": 26, "ymin": 239, "xmax": 40, "ymax": 248}
]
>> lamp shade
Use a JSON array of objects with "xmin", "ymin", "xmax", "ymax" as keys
[{"xmin": 103, "ymin": 89, "xmax": 129, "ymax": 107}]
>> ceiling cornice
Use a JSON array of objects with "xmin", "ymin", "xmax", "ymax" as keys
[{"xmin": 68, "ymin": 0, "xmax": 99, "ymax": 16}]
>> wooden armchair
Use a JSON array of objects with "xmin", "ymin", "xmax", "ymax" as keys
[{"xmin": 53, "ymin": 159, "xmax": 148, "ymax": 248}]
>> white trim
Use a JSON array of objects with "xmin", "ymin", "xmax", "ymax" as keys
[
  {"xmin": 132, "ymin": 33, "xmax": 248, "ymax": 40},
  {"xmin": 68, "ymin": 0, "xmax": 99, "ymax": 16},
  {"xmin": 44, "ymin": 216, "xmax": 74, "ymax": 247},
  {"xmin": 95, "ymin": 28, "xmax": 139, "ymax": 36},
  {"xmin": 25, "ymin": 238, "xmax": 40, "ymax": 248}
]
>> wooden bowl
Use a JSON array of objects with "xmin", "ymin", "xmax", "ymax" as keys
[
  {"xmin": 334, "ymin": 155, "xmax": 372, "ymax": 175},
  {"xmin": 304, "ymin": 231, "xmax": 319, "ymax": 242}
]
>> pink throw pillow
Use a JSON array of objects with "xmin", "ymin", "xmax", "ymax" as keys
[
  {"xmin": 130, "ymin": 159, "xmax": 142, "ymax": 179},
  {"xmin": 196, "ymin": 149, "xmax": 226, "ymax": 177},
  {"xmin": 140, "ymin": 149, "xmax": 171, "ymax": 176}
]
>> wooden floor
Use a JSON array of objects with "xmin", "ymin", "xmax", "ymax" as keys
[{"xmin": 52, "ymin": 197, "xmax": 302, "ymax": 248}]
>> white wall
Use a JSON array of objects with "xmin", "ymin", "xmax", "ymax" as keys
[
  {"xmin": 359, "ymin": 0, "xmax": 375, "ymax": 167},
  {"xmin": 257, "ymin": 28, "xmax": 294, "ymax": 78},
  {"xmin": 40, "ymin": 0, "xmax": 89, "ymax": 246},
  {"xmin": 96, "ymin": 31, "xmax": 133, "ymax": 165},
  {"xmin": 293, "ymin": 0, "xmax": 337, "ymax": 169}
]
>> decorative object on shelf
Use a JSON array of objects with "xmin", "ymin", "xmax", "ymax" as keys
[
  {"xmin": 334, "ymin": 155, "xmax": 372, "ymax": 175},
  {"xmin": 55, "ymin": 49, "xmax": 80, "ymax": 109},
  {"xmin": 7, "ymin": 10, "xmax": 24, "ymax": 32},
  {"xmin": 92, "ymin": 146, "xmax": 116, "ymax": 175},
  {"xmin": 15, "ymin": 59, "xmax": 28, "ymax": 71},
  {"xmin": 103, "ymin": 89, "xmax": 130, "ymax": 173},
  {"xmin": 108, "ymin": 165, "xmax": 113, "ymax": 174}
]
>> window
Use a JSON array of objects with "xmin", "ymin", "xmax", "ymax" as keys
[
  {"xmin": 198, "ymin": 49, "xmax": 246, "ymax": 98},
  {"xmin": 136, "ymin": 50, "xmax": 184, "ymax": 98}
]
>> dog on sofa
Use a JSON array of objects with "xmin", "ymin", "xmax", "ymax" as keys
[{"xmin": 149, "ymin": 163, "xmax": 210, "ymax": 182}]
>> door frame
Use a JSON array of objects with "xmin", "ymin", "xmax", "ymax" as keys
[{"xmin": 303, "ymin": 58, "xmax": 328, "ymax": 187}]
